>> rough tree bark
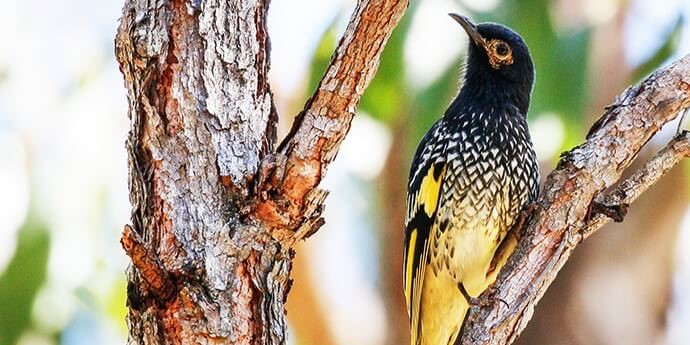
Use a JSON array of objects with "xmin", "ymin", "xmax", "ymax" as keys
[{"xmin": 115, "ymin": 0, "xmax": 408, "ymax": 344}]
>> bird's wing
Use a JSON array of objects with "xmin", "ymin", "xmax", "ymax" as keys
[{"xmin": 403, "ymin": 121, "xmax": 449, "ymax": 344}]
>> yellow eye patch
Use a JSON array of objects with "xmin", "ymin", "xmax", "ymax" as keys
[{"xmin": 485, "ymin": 39, "xmax": 514, "ymax": 69}]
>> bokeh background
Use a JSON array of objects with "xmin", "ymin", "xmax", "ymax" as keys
[{"xmin": 1, "ymin": 0, "xmax": 690, "ymax": 344}]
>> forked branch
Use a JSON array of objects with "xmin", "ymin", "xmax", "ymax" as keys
[
  {"xmin": 583, "ymin": 130, "xmax": 690, "ymax": 239},
  {"xmin": 252, "ymin": 0, "xmax": 410, "ymax": 245}
]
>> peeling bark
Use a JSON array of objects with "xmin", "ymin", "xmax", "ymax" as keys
[
  {"xmin": 459, "ymin": 55, "xmax": 690, "ymax": 345},
  {"xmin": 115, "ymin": 0, "xmax": 408, "ymax": 343}
]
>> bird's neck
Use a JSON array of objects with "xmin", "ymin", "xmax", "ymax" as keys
[{"xmin": 449, "ymin": 77, "xmax": 531, "ymax": 117}]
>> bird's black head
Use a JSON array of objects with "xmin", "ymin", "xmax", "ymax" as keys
[{"xmin": 449, "ymin": 14, "xmax": 535, "ymax": 115}]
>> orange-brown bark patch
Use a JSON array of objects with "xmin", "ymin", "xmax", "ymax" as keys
[
  {"xmin": 220, "ymin": 175, "xmax": 233, "ymax": 188},
  {"xmin": 157, "ymin": 0, "xmax": 191, "ymax": 136},
  {"xmin": 150, "ymin": 159, "xmax": 174, "ymax": 241},
  {"xmin": 232, "ymin": 261, "xmax": 255, "ymax": 345},
  {"xmin": 121, "ymin": 225, "xmax": 176, "ymax": 301},
  {"xmin": 161, "ymin": 288, "xmax": 198, "ymax": 344},
  {"xmin": 283, "ymin": 158, "xmax": 321, "ymax": 206},
  {"xmin": 254, "ymin": 200, "xmax": 290, "ymax": 228}
]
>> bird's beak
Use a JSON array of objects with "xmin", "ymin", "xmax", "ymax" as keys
[{"xmin": 449, "ymin": 13, "xmax": 486, "ymax": 49}]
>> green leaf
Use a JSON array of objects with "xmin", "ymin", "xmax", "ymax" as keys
[{"xmin": 0, "ymin": 218, "xmax": 50, "ymax": 345}]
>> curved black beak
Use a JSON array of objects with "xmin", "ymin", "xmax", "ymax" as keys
[{"xmin": 449, "ymin": 13, "xmax": 485, "ymax": 49}]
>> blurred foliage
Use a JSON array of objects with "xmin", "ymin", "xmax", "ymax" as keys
[
  {"xmin": 632, "ymin": 16, "xmax": 683, "ymax": 81},
  {"xmin": 104, "ymin": 277, "xmax": 128, "ymax": 333},
  {"xmin": 410, "ymin": 66, "xmax": 459, "ymax": 149},
  {"xmin": 0, "ymin": 217, "xmax": 50, "ymax": 345},
  {"xmin": 307, "ymin": 19, "xmax": 338, "ymax": 94},
  {"xmin": 485, "ymin": 0, "xmax": 590, "ymax": 147}
]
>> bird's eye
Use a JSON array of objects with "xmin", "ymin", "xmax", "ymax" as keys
[
  {"xmin": 495, "ymin": 42, "xmax": 510, "ymax": 57},
  {"xmin": 486, "ymin": 39, "xmax": 514, "ymax": 69}
]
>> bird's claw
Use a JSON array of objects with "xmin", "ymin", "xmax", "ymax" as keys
[
  {"xmin": 459, "ymin": 285, "xmax": 509, "ymax": 309},
  {"xmin": 512, "ymin": 202, "xmax": 539, "ymax": 238},
  {"xmin": 587, "ymin": 200, "xmax": 628, "ymax": 223}
]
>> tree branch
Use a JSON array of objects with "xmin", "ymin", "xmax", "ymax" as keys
[
  {"xmin": 253, "ymin": 0, "xmax": 409, "ymax": 244},
  {"xmin": 460, "ymin": 54, "xmax": 690, "ymax": 344}
]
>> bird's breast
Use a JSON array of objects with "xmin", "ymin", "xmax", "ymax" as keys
[{"xmin": 430, "ymin": 111, "xmax": 539, "ymax": 290}]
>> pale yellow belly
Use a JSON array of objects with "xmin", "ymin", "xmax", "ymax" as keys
[
  {"xmin": 446, "ymin": 183, "xmax": 515, "ymax": 296},
  {"xmin": 448, "ymin": 219, "xmax": 505, "ymax": 296},
  {"xmin": 419, "ymin": 218, "xmax": 519, "ymax": 343},
  {"xmin": 419, "ymin": 183, "xmax": 519, "ymax": 344}
]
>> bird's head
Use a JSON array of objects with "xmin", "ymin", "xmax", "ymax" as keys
[{"xmin": 449, "ymin": 14, "xmax": 535, "ymax": 113}]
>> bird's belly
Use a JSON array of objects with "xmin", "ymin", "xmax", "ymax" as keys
[
  {"xmin": 446, "ymin": 218, "xmax": 504, "ymax": 296},
  {"xmin": 442, "ymin": 180, "xmax": 516, "ymax": 297},
  {"xmin": 421, "ymin": 214, "xmax": 510, "ymax": 344}
]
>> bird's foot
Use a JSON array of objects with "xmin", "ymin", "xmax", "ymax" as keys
[
  {"xmin": 512, "ymin": 202, "xmax": 539, "ymax": 238},
  {"xmin": 458, "ymin": 284, "xmax": 509, "ymax": 309},
  {"xmin": 586, "ymin": 200, "xmax": 628, "ymax": 223}
]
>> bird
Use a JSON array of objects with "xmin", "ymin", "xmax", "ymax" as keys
[{"xmin": 403, "ymin": 14, "xmax": 540, "ymax": 345}]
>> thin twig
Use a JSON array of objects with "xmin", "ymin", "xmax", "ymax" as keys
[{"xmin": 583, "ymin": 130, "xmax": 690, "ymax": 239}]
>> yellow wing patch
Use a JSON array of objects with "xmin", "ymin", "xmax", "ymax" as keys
[
  {"xmin": 418, "ymin": 164, "xmax": 445, "ymax": 217},
  {"xmin": 404, "ymin": 163, "xmax": 446, "ymax": 309},
  {"xmin": 419, "ymin": 268, "xmax": 469, "ymax": 345},
  {"xmin": 405, "ymin": 228, "xmax": 417, "ymax": 308},
  {"xmin": 404, "ymin": 163, "xmax": 447, "ymax": 345}
]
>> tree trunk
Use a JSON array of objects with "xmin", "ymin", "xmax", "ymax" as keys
[{"xmin": 115, "ymin": 0, "xmax": 408, "ymax": 343}]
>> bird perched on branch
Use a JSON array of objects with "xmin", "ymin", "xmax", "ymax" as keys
[{"xmin": 403, "ymin": 14, "xmax": 539, "ymax": 345}]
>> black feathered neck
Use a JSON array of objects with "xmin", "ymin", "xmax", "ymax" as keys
[{"xmin": 447, "ymin": 22, "xmax": 535, "ymax": 117}]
